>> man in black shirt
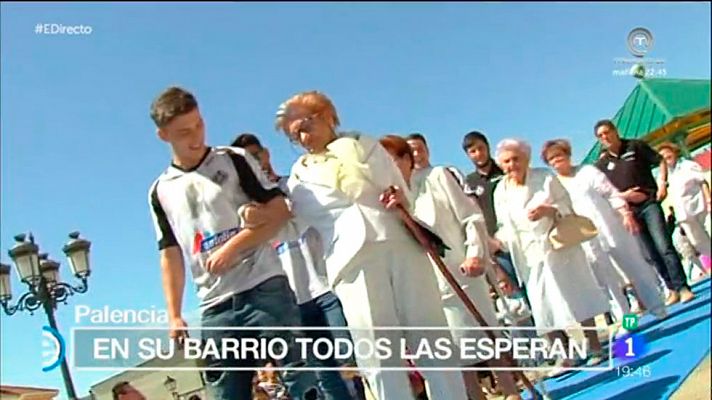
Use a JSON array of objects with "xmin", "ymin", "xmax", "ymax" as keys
[
  {"xmin": 594, "ymin": 119, "xmax": 694, "ymax": 305},
  {"xmin": 462, "ymin": 131, "xmax": 504, "ymax": 236},
  {"xmin": 461, "ymin": 131, "xmax": 519, "ymax": 287}
]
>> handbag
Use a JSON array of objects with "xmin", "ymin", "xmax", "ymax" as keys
[{"xmin": 547, "ymin": 212, "xmax": 599, "ymax": 250}]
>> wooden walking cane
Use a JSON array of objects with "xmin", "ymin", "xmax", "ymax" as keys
[{"xmin": 389, "ymin": 196, "xmax": 541, "ymax": 400}]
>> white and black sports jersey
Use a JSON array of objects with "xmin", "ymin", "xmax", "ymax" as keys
[
  {"xmin": 271, "ymin": 177, "xmax": 330, "ymax": 304},
  {"xmin": 148, "ymin": 146, "xmax": 287, "ymax": 312}
]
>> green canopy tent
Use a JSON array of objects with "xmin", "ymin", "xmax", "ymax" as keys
[{"xmin": 582, "ymin": 78, "xmax": 711, "ymax": 164}]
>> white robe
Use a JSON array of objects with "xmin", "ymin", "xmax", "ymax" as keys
[
  {"xmin": 287, "ymin": 135, "xmax": 467, "ymax": 400},
  {"xmin": 411, "ymin": 166, "xmax": 500, "ymax": 351},
  {"xmin": 557, "ymin": 165, "xmax": 665, "ymax": 318},
  {"xmin": 493, "ymin": 168, "xmax": 610, "ymax": 335},
  {"xmin": 668, "ymin": 159, "xmax": 711, "ymax": 257}
]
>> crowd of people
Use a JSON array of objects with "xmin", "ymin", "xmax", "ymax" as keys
[{"xmin": 143, "ymin": 87, "xmax": 711, "ymax": 400}]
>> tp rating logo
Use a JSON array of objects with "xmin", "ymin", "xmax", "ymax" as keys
[
  {"xmin": 621, "ymin": 313, "xmax": 639, "ymax": 330},
  {"xmin": 41, "ymin": 326, "xmax": 66, "ymax": 372}
]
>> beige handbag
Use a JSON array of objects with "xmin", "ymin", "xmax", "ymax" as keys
[{"xmin": 548, "ymin": 213, "xmax": 599, "ymax": 250}]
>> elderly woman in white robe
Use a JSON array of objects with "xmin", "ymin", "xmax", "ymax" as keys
[
  {"xmin": 659, "ymin": 142, "xmax": 711, "ymax": 263},
  {"xmin": 379, "ymin": 135, "xmax": 521, "ymax": 400},
  {"xmin": 274, "ymin": 91, "xmax": 468, "ymax": 400},
  {"xmin": 492, "ymin": 139, "xmax": 610, "ymax": 366},
  {"xmin": 541, "ymin": 139, "xmax": 666, "ymax": 321}
]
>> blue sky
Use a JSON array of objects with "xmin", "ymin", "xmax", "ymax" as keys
[{"xmin": 1, "ymin": 2, "xmax": 710, "ymax": 397}]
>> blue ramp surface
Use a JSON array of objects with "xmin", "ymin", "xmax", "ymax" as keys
[{"xmin": 522, "ymin": 279, "xmax": 711, "ymax": 400}]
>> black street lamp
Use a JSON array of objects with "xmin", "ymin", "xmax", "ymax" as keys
[{"xmin": 1, "ymin": 232, "xmax": 92, "ymax": 400}]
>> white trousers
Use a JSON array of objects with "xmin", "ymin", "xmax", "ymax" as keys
[
  {"xmin": 582, "ymin": 240, "xmax": 630, "ymax": 321},
  {"xmin": 609, "ymin": 239, "xmax": 666, "ymax": 315},
  {"xmin": 440, "ymin": 281, "xmax": 501, "ymax": 366},
  {"xmin": 680, "ymin": 212, "xmax": 712, "ymax": 258},
  {"xmin": 334, "ymin": 239, "xmax": 468, "ymax": 400},
  {"xmin": 334, "ymin": 240, "xmax": 467, "ymax": 400}
]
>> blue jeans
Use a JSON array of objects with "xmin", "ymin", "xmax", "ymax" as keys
[
  {"xmin": 493, "ymin": 250, "xmax": 533, "ymax": 308},
  {"xmin": 493, "ymin": 250, "xmax": 519, "ymax": 286},
  {"xmin": 201, "ymin": 276, "xmax": 320, "ymax": 400},
  {"xmin": 299, "ymin": 292, "xmax": 356, "ymax": 400},
  {"xmin": 634, "ymin": 201, "xmax": 689, "ymax": 292}
]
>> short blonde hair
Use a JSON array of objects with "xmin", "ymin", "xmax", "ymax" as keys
[
  {"xmin": 495, "ymin": 138, "xmax": 531, "ymax": 162},
  {"xmin": 541, "ymin": 139, "xmax": 572, "ymax": 164},
  {"xmin": 275, "ymin": 91, "xmax": 340, "ymax": 133}
]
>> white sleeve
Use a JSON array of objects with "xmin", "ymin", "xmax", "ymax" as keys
[
  {"xmin": 225, "ymin": 147, "xmax": 283, "ymax": 204},
  {"xmin": 148, "ymin": 180, "xmax": 179, "ymax": 250},
  {"xmin": 445, "ymin": 166, "xmax": 467, "ymax": 189},
  {"xmin": 681, "ymin": 160, "xmax": 707, "ymax": 184},
  {"xmin": 362, "ymin": 137, "xmax": 415, "ymax": 207},
  {"xmin": 585, "ymin": 165, "xmax": 627, "ymax": 211},
  {"xmin": 433, "ymin": 167, "xmax": 490, "ymax": 260},
  {"xmin": 493, "ymin": 184, "xmax": 513, "ymax": 247},
  {"xmin": 285, "ymin": 170, "xmax": 316, "ymax": 235},
  {"xmin": 544, "ymin": 173, "xmax": 574, "ymax": 215}
]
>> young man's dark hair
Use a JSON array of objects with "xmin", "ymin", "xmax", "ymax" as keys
[
  {"xmin": 405, "ymin": 132, "xmax": 428, "ymax": 147},
  {"xmin": 232, "ymin": 133, "xmax": 263, "ymax": 149},
  {"xmin": 150, "ymin": 86, "xmax": 198, "ymax": 128},
  {"xmin": 462, "ymin": 131, "xmax": 489, "ymax": 152},
  {"xmin": 594, "ymin": 119, "xmax": 617, "ymax": 135}
]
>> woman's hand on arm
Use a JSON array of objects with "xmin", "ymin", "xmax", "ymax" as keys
[
  {"xmin": 380, "ymin": 185, "xmax": 409, "ymax": 210},
  {"xmin": 527, "ymin": 204, "xmax": 557, "ymax": 221}
]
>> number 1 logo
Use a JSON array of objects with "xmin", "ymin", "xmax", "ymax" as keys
[{"xmin": 613, "ymin": 333, "xmax": 648, "ymax": 360}]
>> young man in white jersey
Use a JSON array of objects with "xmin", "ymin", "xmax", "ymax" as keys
[{"xmin": 148, "ymin": 87, "xmax": 319, "ymax": 400}]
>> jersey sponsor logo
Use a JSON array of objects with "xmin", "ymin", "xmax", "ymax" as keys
[
  {"xmin": 271, "ymin": 232, "xmax": 309, "ymax": 255},
  {"xmin": 192, "ymin": 228, "xmax": 241, "ymax": 254}
]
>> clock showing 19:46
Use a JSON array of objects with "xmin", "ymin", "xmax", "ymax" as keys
[{"xmin": 617, "ymin": 365, "xmax": 652, "ymax": 378}]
